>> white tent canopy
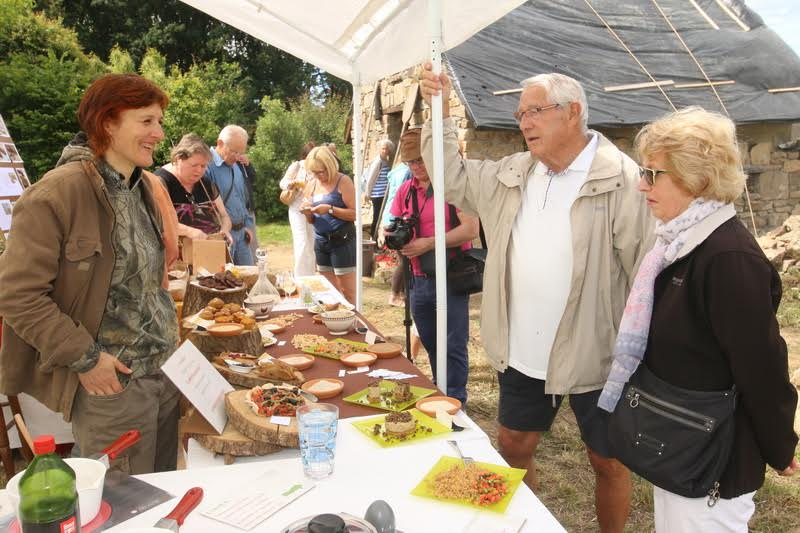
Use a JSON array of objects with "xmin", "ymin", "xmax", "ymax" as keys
[
  {"xmin": 180, "ymin": 0, "xmax": 525, "ymax": 84},
  {"xmin": 180, "ymin": 0, "xmax": 526, "ymax": 395}
]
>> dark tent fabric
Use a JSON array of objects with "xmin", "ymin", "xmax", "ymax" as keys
[{"xmin": 445, "ymin": 0, "xmax": 800, "ymax": 129}]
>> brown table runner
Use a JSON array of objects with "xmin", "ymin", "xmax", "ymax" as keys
[{"xmin": 258, "ymin": 309, "xmax": 441, "ymax": 419}]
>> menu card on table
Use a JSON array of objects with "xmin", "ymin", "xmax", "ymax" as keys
[
  {"xmin": 161, "ymin": 340, "xmax": 233, "ymax": 433},
  {"xmin": 202, "ymin": 470, "xmax": 315, "ymax": 530}
]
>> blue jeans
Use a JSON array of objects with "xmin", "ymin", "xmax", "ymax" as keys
[
  {"xmin": 410, "ymin": 275, "xmax": 470, "ymax": 404},
  {"xmin": 230, "ymin": 226, "xmax": 254, "ymax": 265}
]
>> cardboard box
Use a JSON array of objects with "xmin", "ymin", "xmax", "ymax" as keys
[{"xmin": 182, "ymin": 237, "xmax": 231, "ymax": 273}]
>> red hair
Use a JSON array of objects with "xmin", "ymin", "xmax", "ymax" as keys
[{"xmin": 77, "ymin": 73, "xmax": 169, "ymax": 157}]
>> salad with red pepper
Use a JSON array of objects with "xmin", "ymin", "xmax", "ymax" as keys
[
  {"xmin": 473, "ymin": 470, "xmax": 508, "ymax": 505},
  {"xmin": 247, "ymin": 385, "xmax": 304, "ymax": 417}
]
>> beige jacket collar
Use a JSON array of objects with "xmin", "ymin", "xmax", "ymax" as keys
[{"xmin": 496, "ymin": 131, "xmax": 624, "ymax": 193}]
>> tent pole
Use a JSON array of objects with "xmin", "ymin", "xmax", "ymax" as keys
[
  {"xmin": 428, "ymin": 0, "xmax": 448, "ymax": 397},
  {"xmin": 352, "ymin": 69, "xmax": 364, "ymax": 311}
]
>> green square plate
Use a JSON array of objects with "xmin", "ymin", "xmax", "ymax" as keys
[
  {"xmin": 302, "ymin": 338, "xmax": 369, "ymax": 360},
  {"xmin": 343, "ymin": 381, "xmax": 435, "ymax": 412},
  {"xmin": 351, "ymin": 409, "xmax": 451, "ymax": 447},
  {"xmin": 410, "ymin": 456, "xmax": 527, "ymax": 513}
]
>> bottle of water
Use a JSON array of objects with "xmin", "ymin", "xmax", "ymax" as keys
[{"xmin": 19, "ymin": 435, "xmax": 80, "ymax": 533}]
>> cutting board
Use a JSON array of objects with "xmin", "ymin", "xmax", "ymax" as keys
[
  {"xmin": 212, "ymin": 361, "xmax": 304, "ymax": 388},
  {"xmin": 224, "ymin": 390, "xmax": 302, "ymax": 448}
]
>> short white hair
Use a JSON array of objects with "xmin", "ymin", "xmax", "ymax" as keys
[
  {"xmin": 521, "ymin": 73, "xmax": 588, "ymax": 133},
  {"xmin": 218, "ymin": 124, "xmax": 249, "ymax": 144},
  {"xmin": 378, "ymin": 139, "xmax": 395, "ymax": 152}
]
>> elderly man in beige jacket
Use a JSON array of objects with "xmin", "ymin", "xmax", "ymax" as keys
[{"xmin": 419, "ymin": 64, "xmax": 653, "ymax": 533}]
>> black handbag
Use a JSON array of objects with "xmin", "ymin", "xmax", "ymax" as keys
[
  {"xmin": 607, "ymin": 364, "xmax": 736, "ymax": 503},
  {"xmin": 413, "ymin": 196, "xmax": 486, "ymax": 294}
]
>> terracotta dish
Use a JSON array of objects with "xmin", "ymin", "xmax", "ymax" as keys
[
  {"xmin": 415, "ymin": 396, "xmax": 462, "ymax": 417},
  {"xmin": 340, "ymin": 352, "xmax": 377, "ymax": 368},
  {"xmin": 207, "ymin": 323, "xmax": 244, "ymax": 337},
  {"xmin": 367, "ymin": 342, "xmax": 403, "ymax": 359},
  {"xmin": 261, "ymin": 323, "xmax": 286, "ymax": 334},
  {"xmin": 301, "ymin": 378, "xmax": 344, "ymax": 399},
  {"xmin": 278, "ymin": 354, "xmax": 315, "ymax": 370}
]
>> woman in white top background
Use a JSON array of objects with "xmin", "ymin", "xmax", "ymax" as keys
[{"xmin": 280, "ymin": 141, "xmax": 317, "ymax": 277}]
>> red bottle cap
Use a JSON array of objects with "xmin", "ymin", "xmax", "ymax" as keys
[{"xmin": 33, "ymin": 435, "xmax": 56, "ymax": 455}]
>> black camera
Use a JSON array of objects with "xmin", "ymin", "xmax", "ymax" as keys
[{"xmin": 384, "ymin": 215, "xmax": 417, "ymax": 250}]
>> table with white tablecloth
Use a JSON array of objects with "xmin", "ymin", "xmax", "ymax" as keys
[{"xmin": 106, "ymin": 411, "xmax": 566, "ymax": 533}]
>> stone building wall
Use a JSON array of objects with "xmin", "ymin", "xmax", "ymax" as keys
[{"xmin": 359, "ymin": 70, "xmax": 799, "ymax": 233}]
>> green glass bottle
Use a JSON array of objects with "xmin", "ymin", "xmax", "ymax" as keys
[{"xmin": 18, "ymin": 435, "xmax": 81, "ymax": 533}]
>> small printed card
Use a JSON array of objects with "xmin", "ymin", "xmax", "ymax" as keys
[
  {"xmin": 202, "ymin": 472, "xmax": 315, "ymax": 530},
  {"xmin": 161, "ymin": 341, "xmax": 233, "ymax": 434},
  {"xmin": 270, "ymin": 415, "xmax": 291, "ymax": 426}
]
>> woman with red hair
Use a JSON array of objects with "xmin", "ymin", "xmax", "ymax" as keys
[{"xmin": 0, "ymin": 73, "xmax": 182, "ymax": 474}]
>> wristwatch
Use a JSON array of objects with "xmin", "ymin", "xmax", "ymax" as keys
[{"xmin": 328, "ymin": 207, "xmax": 334, "ymax": 215}]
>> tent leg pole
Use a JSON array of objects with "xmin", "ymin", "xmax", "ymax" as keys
[
  {"xmin": 428, "ymin": 0, "xmax": 448, "ymax": 398},
  {"xmin": 352, "ymin": 70, "xmax": 364, "ymax": 311}
]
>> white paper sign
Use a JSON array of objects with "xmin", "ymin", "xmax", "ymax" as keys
[
  {"xmin": 0, "ymin": 168, "xmax": 23, "ymax": 197},
  {"xmin": 161, "ymin": 340, "xmax": 234, "ymax": 433},
  {"xmin": 270, "ymin": 415, "xmax": 291, "ymax": 426},
  {"xmin": 202, "ymin": 471, "xmax": 315, "ymax": 530},
  {"xmin": 364, "ymin": 330, "xmax": 378, "ymax": 345}
]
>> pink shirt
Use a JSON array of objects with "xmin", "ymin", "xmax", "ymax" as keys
[{"xmin": 389, "ymin": 177, "xmax": 471, "ymax": 276}]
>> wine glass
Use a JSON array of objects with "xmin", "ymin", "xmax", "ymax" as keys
[{"xmin": 281, "ymin": 271, "xmax": 297, "ymax": 298}]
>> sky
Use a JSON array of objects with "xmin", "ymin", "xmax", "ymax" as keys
[{"xmin": 746, "ymin": 0, "xmax": 800, "ymax": 56}]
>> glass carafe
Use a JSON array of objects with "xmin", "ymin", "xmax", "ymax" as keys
[{"xmin": 246, "ymin": 250, "xmax": 280, "ymax": 317}]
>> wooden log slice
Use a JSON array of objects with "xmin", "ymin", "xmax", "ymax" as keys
[
  {"xmin": 212, "ymin": 361, "xmax": 304, "ymax": 388},
  {"xmin": 183, "ymin": 281, "xmax": 248, "ymax": 318},
  {"xmin": 186, "ymin": 328, "xmax": 262, "ymax": 360},
  {"xmin": 225, "ymin": 390, "xmax": 301, "ymax": 448},
  {"xmin": 184, "ymin": 421, "xmax": 283, "ymax": 458}
]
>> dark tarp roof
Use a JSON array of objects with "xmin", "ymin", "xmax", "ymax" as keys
[{"xmin": 445, "ymin": 0, "xmax": 800, "ymax": 129}]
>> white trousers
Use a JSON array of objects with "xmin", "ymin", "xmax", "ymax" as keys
[
  {"xmin": 654, "ymin": 485, "xmax": 756, "ymax": 533},
  {"xmin": 288, "ymin": 207, "xmax": 316, "ymax": 277}
]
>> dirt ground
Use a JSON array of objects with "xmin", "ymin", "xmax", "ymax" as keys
[{"xmin": 265, "ymin": 239, "xmax": 800, "ymax": 532}]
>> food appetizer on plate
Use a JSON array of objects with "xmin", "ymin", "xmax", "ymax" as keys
[
  {"xmin": 213, "ymin": 351, "xmax": 257, "ymax": 366},
  {"xmin": 245, "ymin": 384, "xmax": 308, "ymax": 417},
  {"xmin": 256, "ymin": 356, "xmax": 304, "ymax": 384},
  {"xmin": 198, "ymin": 299, "xmax": 256, "ymax": 329}
]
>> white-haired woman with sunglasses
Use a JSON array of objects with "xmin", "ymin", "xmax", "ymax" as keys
[{"xmin": 599, "ymin": 106, "xmax": 798, "ymax": 532}]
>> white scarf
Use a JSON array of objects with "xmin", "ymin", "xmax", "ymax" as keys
[{"xmin": 598, "ymin": 198, "xmax": 729, "ymax": 412}]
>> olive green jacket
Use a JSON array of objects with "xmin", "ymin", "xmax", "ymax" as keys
[
  {"xmin": 422, "ymin": 118, "xmax": 653, "ymax": 394},
  {"xmin": 0, "ymin": 159, "xmax": 166, "ymax": 421}
]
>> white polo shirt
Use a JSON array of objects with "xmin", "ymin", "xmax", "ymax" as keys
[{"xmin": 507, "ymin": 133, "xmax": 599, "ymax": 378}]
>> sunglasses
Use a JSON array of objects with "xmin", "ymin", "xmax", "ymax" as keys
[{"xmin": 639, "ymin": 166, "xmax": 668, "ymax": 186}]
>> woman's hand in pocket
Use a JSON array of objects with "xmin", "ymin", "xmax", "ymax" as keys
[{"xmin": 77, "ymin": 352, "xmax": 133, "ymax": 396}]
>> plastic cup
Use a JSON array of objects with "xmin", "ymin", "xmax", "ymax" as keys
[{"xmin": 297, "ymin": 403, "xmax": 339, "ymax": 480}]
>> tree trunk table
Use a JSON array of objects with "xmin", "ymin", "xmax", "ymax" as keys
[
  {"xmin": 186, "ymin": 329, "xmax": 263, "ymax": 360},
  {"xmin": 183, "ymin": 281, "xmax": 247, "ymax": 318}
]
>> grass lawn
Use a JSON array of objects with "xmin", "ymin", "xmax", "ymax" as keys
[{"xmin": 255, "ymin": 221, "xmax": 293, "ymax": 247}]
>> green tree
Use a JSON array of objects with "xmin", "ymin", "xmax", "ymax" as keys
[
  {"xmin": 136, "ymin": 49, "xmax": 249, "ymax": 165},
  {"xmin": 35, "ymin": 0, "xmax": 344, "ymax": 116},
  {"xmin": 250, "ymin": 94, "xmax": 352, "ymax": 221},
  {"xmin": 0, "ymin": 0, "xmax": 106, "ymax": 181}
]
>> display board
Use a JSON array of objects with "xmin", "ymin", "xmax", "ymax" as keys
[{"xmin": 0, "ymin": 113, "xmax": 29, "ymax": 244}]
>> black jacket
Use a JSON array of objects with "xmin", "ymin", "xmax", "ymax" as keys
[{"xmin": 644, "ymin": 217, "xmax": 798, "ymax": 498}]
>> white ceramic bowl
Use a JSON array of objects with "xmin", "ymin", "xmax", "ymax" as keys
[
  {"xmin": 6, "ymin": 457, "xmax": 106, "ymax": 526},
  {"xmin": 320, "ymin": 309, "xmax": 356, "ymax": 334},
  {"xmin": 243, "ymin": 295, "xmax": 278, "ymax": 317}
]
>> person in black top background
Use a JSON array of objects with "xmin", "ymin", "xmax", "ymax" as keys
[{"xmin": 155, "ymin": 133, "xmax": 232, "ymax": 242}]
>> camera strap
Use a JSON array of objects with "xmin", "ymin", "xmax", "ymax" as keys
[{"xmin": 405, "ymin": 182, "xmax": 431, "ymax": 237}]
